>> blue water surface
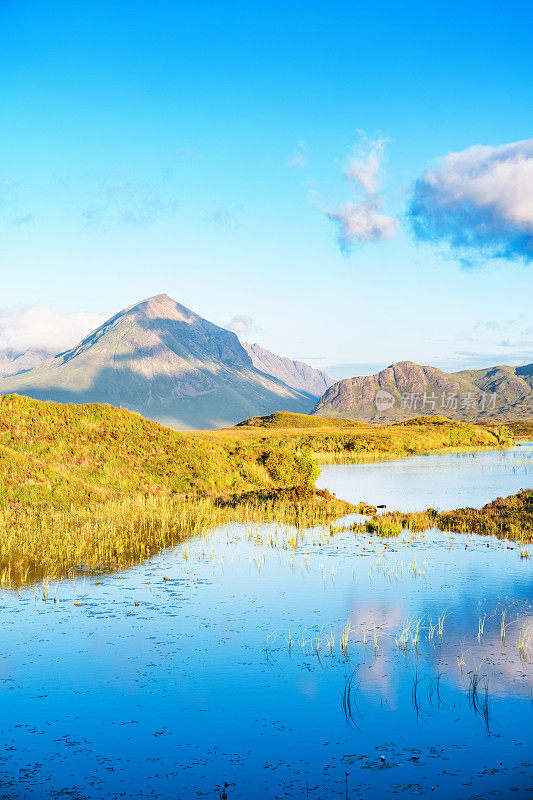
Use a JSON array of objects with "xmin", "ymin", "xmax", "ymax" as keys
[{"xmin": 0, "ymin": 446, "xmax": 532, "ymax": 799}]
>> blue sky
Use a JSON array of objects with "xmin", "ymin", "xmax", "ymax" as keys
[{"xmin": 1, "ymin": 0, "xmax": 532, "ymax": 377}]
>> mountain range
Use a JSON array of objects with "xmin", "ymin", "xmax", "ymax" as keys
[
  {"xmin": 0, "ymin": 347, "xmax": 55, "ymax": 378},
  {"xmin": 0, "ymin": 296, "xmax": 531, "ymax": 428},
  {"xmin": 313, "ymin": 360, "xmax": 533, "ymax": 422},
  {"xmin": 0, "ymin": 294, "xmax": 328, "ymax": 429},
  {"xmin": 243, "ymin": 342, "xmax": 332, "ymax": 397}
]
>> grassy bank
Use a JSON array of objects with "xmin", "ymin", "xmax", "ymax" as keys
[
  {"xmin": 497, "ymin": 420, "xmax": 533, "ymax": 440},
  {"xmin": 0, "ymin": 489, "xmax": 357, "ymax": 589},
  {"xmin": 205, "ymin": 411, "xmax": 513, "ymax": 463},
  {"xmin": 1, "ymin": 399, "xmax": 511, "ymax": 511},
  {"xmin": 0, "ymin": 397, "xmax": 357, "ymax": 586},
  {"xmin": 355, "ymin": 489, "xmax": 533, "ymax": 542},
  {"xmin": 0, "ymin": 396, "xmax": 517, "ymax": 586}
]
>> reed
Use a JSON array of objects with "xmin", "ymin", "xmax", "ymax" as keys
[
  {"xmin": 340, "ymin": 621, "xmax": 353, "ymax": 658},
  {"xmin": 517, "ymin": 624, "xmax": 532, "ymax": 662},
  {"xmin": 437, "ymin": 611, "xmax": 447, "ymax": 641},
  {"xmin": 0, "ymin": 489, "xmax": 355, "ymax": 589},
  {"xmin": 457, "ymin": 647, "xmax": 468, "ymax": 672},
  {"xmin": 341, "ymin": 673, "xmax": 359, "ymax": 727},
  {"xmin": 500, "ymin": 611, "xmax": 507, "ymax": 645}
]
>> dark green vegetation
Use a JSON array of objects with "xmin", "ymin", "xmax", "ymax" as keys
[
  {"xmin": 498, "ymin": 420, "xmax": 533, "ymax": 439},
  {"xmin": 314, "ymin": 360, "xmax": 533, "ymax": 423},
  {"xmin": 356, "ymin": 489, "xmax": 533, "ymax": 542}
]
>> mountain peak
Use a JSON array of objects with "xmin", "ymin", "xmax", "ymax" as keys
[
  {"xmin": 125, "ymin": 294, "xmax": 197, "ymax": 324},
  {"xmin": 0, "ymin": 294, "xmax": 317, "ymax": 429}
]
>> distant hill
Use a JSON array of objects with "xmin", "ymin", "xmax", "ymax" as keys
[
  {"xmin": 0, "ymin": 294, "xmax": 316, "ymax": 429},
  {"xmin": 243, "ymin": 342, "xmax": 333, "ymax": 398},
  {"xmin": 238, "ymin": 411, "xmax": 362, "ymax": 428},
  {"xmin": 313, "ymin": 360, "xmax": 533, "ymax": 422},
  {"xmin": 0, "ymin": 347, "xmax": 54, "ymax": 378}
]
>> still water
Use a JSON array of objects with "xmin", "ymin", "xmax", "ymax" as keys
[
  {"xmin": 0, "ymin": 447, "xmax": 532, "ymax": 799},
  {"xmin": 316, "ymin": 442, "xmax": 533, "ymax": 512}
]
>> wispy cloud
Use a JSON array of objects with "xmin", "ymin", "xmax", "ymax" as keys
[
  {"xmin": 81, "ymin": 169, "xmax": 178, "ymax": 231},
  {"xmin": 450, "ymin": 348, "xmax": 533, "ymax": 368},
  {"xmin": 203, "ymin": 205, "xmax": 241, "ymax": 230},
  {"xmin": 325, "ymin": 198, "xmax": 397, "ymax": 250},
  {"xmin": 287, "ymin": 141, "xmax": 307, "ymax": 170},
  {"xmin": 175, "ymin": 149, "xmax": 198, "ymax": 158},
  {"xmin": 0, "ymin": 304, "xmax": 108, "ymax": 354},
  {"xmin": 408, "ymin": 138, "xmax": 533, "ymax": 266},
  {"xmin": 323, "ymin": 133, "xmax": 398, "ymax": 252},
  {"xmin": 345, "ymin": 134, "xmax": 388, "ymax": 194},
  {"xmin": 0, "ymin": 178, "xmax": 33, "ymax": 226},
  {"xmin": 224, "ymin": 314, "xmax": 254, "ymax": 338}
]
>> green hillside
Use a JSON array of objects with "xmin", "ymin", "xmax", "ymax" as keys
[
  {"xmin": 0, "ymin": 396, "xmax": 515, "ymax": 587},
  {"xmin": 0, "ymin": 395, "xmax": 320, "ymax": 511},
  {"xmin": 237, "ymin": 411, "xmax": 362, "ymax": 428}
]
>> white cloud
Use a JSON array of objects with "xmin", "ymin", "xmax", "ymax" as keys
[
  {"xmin": 326, "ymin": 198, "xmax": 398, "ymax": 250},
  {"xmin": 408, "ymin": 138, "xmax": 533, "ymax": 264},
  {"xmin": 0, "ymin": 304, "xmax": 108, "ymax": 355},
  {"xmin": 345, "ymin": 135, "xmax": 388, "ymax": 193},
  {"xmin": 323, "ymin": 134, "xmax": 397, "ymax": 252},
  {"xmin": 224, "ymin": 314, "xmax": 254, "ymax": 338}
]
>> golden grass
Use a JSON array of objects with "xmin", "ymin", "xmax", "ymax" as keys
[
  {"xmin": 0, "ymin": 396, "xmax": 517, "ymax": 587},
  {"xmin": 0, "ymin": 489, "xmax": 355, "ymax": 589}
]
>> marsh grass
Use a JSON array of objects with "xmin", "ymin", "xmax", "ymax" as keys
[
  {"xmin": 0, "ymin": 396, "xmax": 524, "ymax": 587},
  {"xmin": 468, "ymin": 662, "xmax": 491, "ymax": 733},
  {"xmin": 356, "ymin": 490, "xmax": 533, "ymax": 542},
  {"xmin": 500, "ymin": 611, "xmax": 508, "ymax": 644},
  {"xmin": 517, "ymin": 624, "xmax": 532, "ymax": 662},
  {"xmin": 0, "ymin": 488, "xmax": 355, "ymax": 589}
]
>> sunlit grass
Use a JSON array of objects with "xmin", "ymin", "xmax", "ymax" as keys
[{"xmin": 0, "ymin": 489, "xmax": 355, "ymax": 589}]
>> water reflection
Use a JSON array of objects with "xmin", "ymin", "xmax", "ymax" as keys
[
  {"xmin": 0, "ymin": 449, "xmax": 531, "ymax": 799},
  {"xmin": 317, "ymin": 442, "xmax": 533, "ymax": 511}
]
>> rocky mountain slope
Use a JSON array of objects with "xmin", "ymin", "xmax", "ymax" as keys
[
  {"xmin": 0, "ymin": 294, "xmax": 316, "ymax": 429},
  {"xmin": 243, "ymin": 342, "xmax": 332, "ymax": 397},
  {"xmin": 0, "ymin": 347, "xmax": 55, "ymax": 378},
  {"xmin": 313, "ymin": 360, "xmax": 533, "ymax": 422}
]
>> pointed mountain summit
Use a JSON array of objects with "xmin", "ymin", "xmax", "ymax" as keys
[{"xmin": 0, "ymin": 294, "xmax": 316, "ymax": 429}]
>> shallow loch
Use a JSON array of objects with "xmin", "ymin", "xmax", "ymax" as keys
[{"xmin": 1, "ymin": 444, "xmax": 532, "ymax": 799}]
